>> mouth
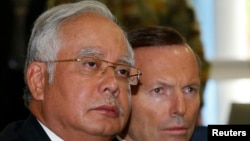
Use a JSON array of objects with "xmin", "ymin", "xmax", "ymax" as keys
[
  {"xmin": 94, "ymin": 104, "xmax": 119, "ymax": 118},
  {"xmin": 163, "ymin": 126, "xmax": 188, "ymax": 135}
]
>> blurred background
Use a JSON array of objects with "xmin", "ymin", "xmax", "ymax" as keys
[{"xmin": 0, "ymin": 0, "xmax": 250, "ymax": 130}]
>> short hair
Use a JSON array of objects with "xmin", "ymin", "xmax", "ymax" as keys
[
  {"xmin": 128, "ymin": 25, "xmax": 202, "ymax": 82},
  {"xmin": 128, "ymin": 26, "xmax": 187, "ymax": 48},
  {"xmin": 23, "ymin": 0, "xmax": 132, "ymax": 107}
]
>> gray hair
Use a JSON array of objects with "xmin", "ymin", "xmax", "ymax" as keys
[{"xmin": 23, "ymin": 0, "xmax": 133, "ymax": 107}]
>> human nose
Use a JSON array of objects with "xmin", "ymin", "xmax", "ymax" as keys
[
  {"xmin": 170, "ymin": 90, "xmax": 186, "ymax": 116},
  {"xmin": 99, "ymin": 66, "xmax": 120, "ymax": 97}
]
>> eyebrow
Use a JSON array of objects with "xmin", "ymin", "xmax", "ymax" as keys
[
  {"xmin": 77, "ymin": 48, "xmax": 104, "ymax": 58},
  {"xmin": 77, "ymin": 48, "xmax": 134, "ymax": 66}
]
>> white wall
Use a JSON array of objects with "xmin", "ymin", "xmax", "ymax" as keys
[{"xmin": 192, "ymin": 0, "xmax": 250, "ymax": 125}]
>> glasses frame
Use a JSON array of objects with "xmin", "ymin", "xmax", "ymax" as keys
[{"xmin": 45, "ymin": 56, "xmax": 142, "ymax": 85}]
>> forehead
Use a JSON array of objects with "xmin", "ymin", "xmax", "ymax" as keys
[
  {"xmin": 57, "ymin": 12, "xmax": 130, "ymax": 60},
  {"xmin": 135, "ymin": 44, "xmax": 192, "ymax": 58},
  {"xmin": 134, "ymin": 45, "xmax": 199, "ymax": 74}
]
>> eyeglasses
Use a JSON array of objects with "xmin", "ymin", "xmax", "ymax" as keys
[{"xmin": 45, "ymin": 56, "xmax": 142, "ymax": 85}]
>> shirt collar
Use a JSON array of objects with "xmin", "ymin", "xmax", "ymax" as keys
[
  {"xmin": 116, "ymin": 135, "xmax": 126, "ymax": 141},
  {"xmin": 37, "ymin": 119, "xmax": 64, "ymax": 141}
]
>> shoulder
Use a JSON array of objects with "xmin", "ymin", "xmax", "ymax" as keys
[
  {"xmin": 0, "ymin": 114, "xmax": 50, "ymax": 141},
  {"xmin": 190, "ymin": 125, "xmax": 208, "ymax": 141},
  {"xmin": 0, "ymin": 120, "xmax": 26, "ymax": 140}
]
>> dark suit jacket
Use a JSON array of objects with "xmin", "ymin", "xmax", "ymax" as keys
[
  {"xmin": 0, "ymin": 114, "xmax": 50, "ymax": 141},
  {"xmin": 190, "ymin": 125, "xmax": 208, "ymax": 141},
  {"xmin": 112, "ymin": 126, "xmax": 208, "ymax": 141}
]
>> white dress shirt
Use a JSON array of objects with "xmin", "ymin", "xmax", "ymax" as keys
[{"xmin": 38, "ymin": 120, "xmax": 64, "ymax": 141}]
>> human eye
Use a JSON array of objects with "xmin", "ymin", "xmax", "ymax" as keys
[
  {"xmin": 150, "ymin": 85, "xmax": 173, "ymax": 96},
  {"xmin": 151, "ymin": 87, "xmax": 165, "ymax": 95},
  {"xmin": 115, "ymin": 65, "xmax": 130, "ymax": 78},
  {"xmin": 183, "ymin": 86, "xmax": 198, "ymax": 94},
  {"xmin": 80, "ymin": 57, "xmax": 100, "ymax": 70}
]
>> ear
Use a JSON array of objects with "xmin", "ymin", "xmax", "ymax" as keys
[{"xmin": 26, "ymin": 62, "xmax": 47, "ymax": 101}]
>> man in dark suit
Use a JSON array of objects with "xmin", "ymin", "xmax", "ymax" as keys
[
  {"xmin": 117, "ymin": 26, "xmax": 204, "ymax": 141},
  {"xmin": 0, "ymin": 1, "xmax": 141, "ymax": 140}
]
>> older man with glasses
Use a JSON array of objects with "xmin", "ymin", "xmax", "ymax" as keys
[{"xmin": 0, "ymin": 1, "xmax": 141, "ymax": 141}]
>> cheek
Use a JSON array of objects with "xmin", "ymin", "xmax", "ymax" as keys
[
  {"xmin": 186, "ymin": 98, "xmax": 200, "ymax": 118},
  {"xmin": 50, "ymin": 70, "xmax": 95, "ymax": 107},
  {"xmin": 119, "ymin": 87, "xmax": 132, "ymax": 115},
  {"xmin": 131, "ymin": 98, "xmax": 165, "ymax": 132},
  {"xmin": 190, "ymin": 96, "xmax": 200, "ymax": 110},
  {"xmin": 131, "ymin": 94, "xmax": 160, "ymax": 119}
]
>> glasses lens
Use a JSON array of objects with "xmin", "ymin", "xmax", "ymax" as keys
[
  {"xmin": 129, "ymin": 68, "xmax": 140, "ymax": 85},
  {"xmin": 115, "ymin": 64, "xmax": 131, "ymax": 78},
  {"xmin": 78, "ymin": 57, "xmax": 140, "ymax": 85},
  {"xmin": 115, "ymin": 65, "xmax": 140, "ymax": 85},
  {"xmin": 79, "ymin": 57, "xmax": 101, "ymax": 75}
]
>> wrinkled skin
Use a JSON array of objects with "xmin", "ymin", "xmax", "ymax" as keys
[
  {"xmin": 125, "ymin": 45, "xmax": 200, "ymax": 141},
  {"xmin": 27, "ymin": 13, "xmax": 132, "ymax": 141}
]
